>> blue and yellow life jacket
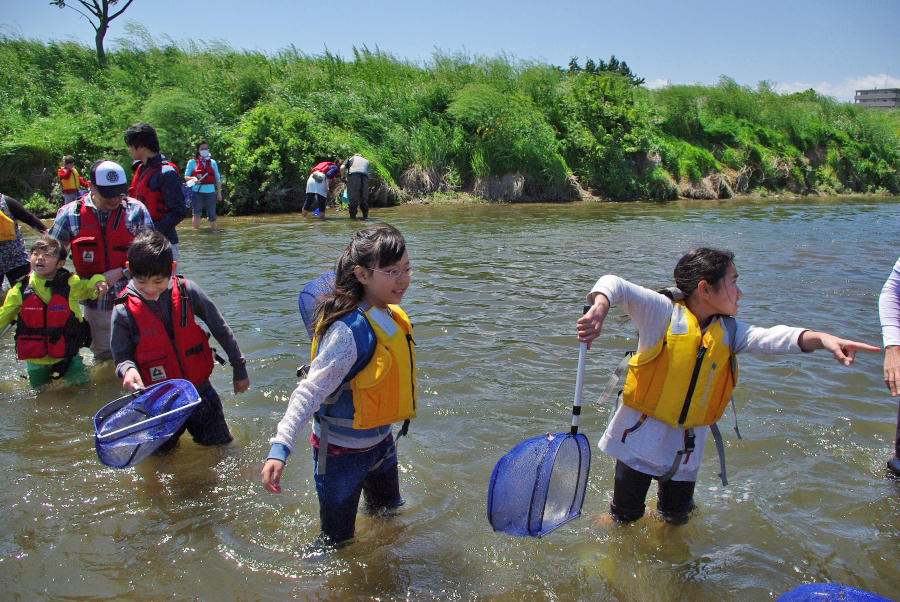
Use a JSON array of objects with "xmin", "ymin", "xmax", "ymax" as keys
[{"xmin": 311, "ymin": 304, "xmax": 417, "ymax": 431}]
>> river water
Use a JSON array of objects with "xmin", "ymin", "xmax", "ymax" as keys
[{"xmin": 1, "ymin": 197, "xmax": 899, "ymax": 601}]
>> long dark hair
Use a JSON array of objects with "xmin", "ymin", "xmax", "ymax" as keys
[
  {"xmin": 314, "ymin": 223, "xmax": 407, "ymax": 338},
  {"xmin": 668, "ymin": 247, "xmax": 734, "ymax": 299}
]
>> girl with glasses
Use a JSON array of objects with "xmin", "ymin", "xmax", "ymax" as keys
[{"xmin": 262, "ymin": 223, "xmax": 417, "ymax": 545}]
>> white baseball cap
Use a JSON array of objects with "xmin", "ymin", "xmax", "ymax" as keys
[{"xmin": 90, "ymin": 160, "xmax": 128, "ymax": 197}]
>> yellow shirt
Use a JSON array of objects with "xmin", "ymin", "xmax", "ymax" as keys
[{"xmin": 0, "ymin": 271, "xmax": 105, "ymax": 364}]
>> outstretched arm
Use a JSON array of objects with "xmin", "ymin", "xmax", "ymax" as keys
[{"xmin": 797, "ymin": 330, "xmax": 880, "ymax": 366}]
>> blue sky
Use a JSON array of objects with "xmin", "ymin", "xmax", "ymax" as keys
[{"xmin": 3, "ymin": 0, "xmax": 898, "ymax": 102}]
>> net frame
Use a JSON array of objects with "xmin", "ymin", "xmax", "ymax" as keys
[
  {"xmin": 487, "ymin": 432, "xmax": 591, "ymax": 537},
  {"xmin": 297, "ymin": 271, "xmax": 336, "ymax": 339},
  {"xmin": 94, "ymin": 379, "xmax": 201, "ymax": 468}
]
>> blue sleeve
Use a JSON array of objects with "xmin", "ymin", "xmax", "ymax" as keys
[
  {"xmin": 184, "ymin": 160, "xmax": 196, "ymax": 179},
  {"xmin": 211, "ymin": 159, "xmax": 221, "ymax": 183},
  {"xmin": 267, "ymin": 443, "xmax": 290, "ymax": 463}
]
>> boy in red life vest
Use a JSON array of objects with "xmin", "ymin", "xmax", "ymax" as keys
[
  {"xmin": 110, "ymin": 230, "xmax": 250, "ymax": 452},
  {"xmin": 57, "ymin": 156, "xmax": 89, "ymax": 204},
  {"xmin": 0, "ymin": 238, "xmax": 108, "ymax": 387},
  {"xmin": 124, "ymin": 122, "xmax": 186, "ymax": 259}
]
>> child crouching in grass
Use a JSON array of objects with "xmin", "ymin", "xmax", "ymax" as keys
[{"xmin": 0, "ymin": 238, "xmax": 108, "ymax": 387}]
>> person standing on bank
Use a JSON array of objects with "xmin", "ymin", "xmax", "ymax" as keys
[
  {"xmin": 184, "ymin": 140, "xmax": 222, "ymax": 231},
  {"xmin": 341, "ymin": 153, "xmax": 370, "ymax": 220},
  {"xmin": 124, "ymin": 122, "xmax": 186, "ymax": 258},
  {"xmin": 49, "ymin": 160, "xmax": 153, "ymax": 362},
  {"xmin": 576, "ymin": 248, "xmax": 879, "ymax": 525},
  {"xmin": 0, "ymin": 193, "xmax": 48, "ymax": 289},
  {"xmin": 877, "ymin": 256, "xmax": 900, "ymax": 477}
]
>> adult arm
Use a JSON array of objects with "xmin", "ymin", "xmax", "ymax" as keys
[
  {"xmin": 4, "ymin": 196, "xmax": 47, "ymax": 233},
  {"xmin": 879, "ymin": 259, "xmax": 900, "ymax": 394},
  {"xmin": 152, "ymin": 168, "xmax": 187, "ymax": 233},
  {"xmin": 212, "ymin": 159, "xmax": 222, "ymax": 201},
  {"xmin": 47, "ymin": 205, "xmax": 75, "ymax": 244}
]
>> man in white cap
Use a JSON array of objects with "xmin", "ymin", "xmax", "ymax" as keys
[{"xmin": 48, "ymin": 159, "xmax": 154, "ymax": 362}]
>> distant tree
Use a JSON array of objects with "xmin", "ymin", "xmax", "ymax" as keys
[
  {"xmin": 566, "ymin": 54, "xmax": 645, "ymax": 87},
  {"xmin": 49, "ymin": 0, "xmax": 135, "ymax": 66}
]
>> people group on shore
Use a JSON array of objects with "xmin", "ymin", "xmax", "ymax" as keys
[{"xmin": 4, "ymin": 131, "xmax": 900, "ymax": 548}]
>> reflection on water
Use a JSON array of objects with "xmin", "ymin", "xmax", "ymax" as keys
[{"xmin": 1, "ymin": 197, "xmax": 899, "ymax": 600}]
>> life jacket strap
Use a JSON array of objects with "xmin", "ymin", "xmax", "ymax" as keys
[
  {"xmin": 315, "ymin": 417, "xmax": 330, "ymax": 476},
  {"xmin": 709, "ymin": 423, "xmax": 729, "ymax": 486},
  {"xmin": 659, "ymin": 428, "xmax": 696, "ymax": 484},
  {"xmin": 598, "ymin": 351, "xmax": 633, "ymax": 432}
]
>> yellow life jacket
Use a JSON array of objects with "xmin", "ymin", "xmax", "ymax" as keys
[
  {"xmin": 622, "ymin": 301, "xmax": 737, "ymax": 429},
  {"xmin": 311, "ymin": 304, "xmax": 417, "ymax": 430},
  {"xmin": 0, "ymin": 196, "xmax": 17, "ymax": 242}
]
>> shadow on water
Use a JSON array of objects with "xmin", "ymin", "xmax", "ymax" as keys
[{"xmin": 1, "ymin": 197, "xmax": 899, "ymax": 600}]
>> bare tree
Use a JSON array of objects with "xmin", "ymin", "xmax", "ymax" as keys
[{"xmin": 49, "ymin": 0, "xmax": 136, "ymax": 66}]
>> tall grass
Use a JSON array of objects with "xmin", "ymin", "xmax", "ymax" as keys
[{"xmin": 1, "ymin": 33, "xmax": 898, "ymax": 215}]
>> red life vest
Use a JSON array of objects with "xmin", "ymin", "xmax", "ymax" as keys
[
  {"xmin": 311, "ymin": 161, "xmax": 332, "ymax": 174},
  {"xmin": 70, "ymin": 199, "xmax": 135, "ymax": 278},
  {"xmin": 121, "ymin": 276, "xmax": 214, "ymax": 386},
  {"xmin": 190, "ymin": 158, "xmax": 216, "ymax": 186},
  {"xmin": 15, "ymin": 270, "xmax": 91, "ymax": 360},
  {"xmin": 129, "ymin": 160, "xmax": 178, "ymax": 221}
]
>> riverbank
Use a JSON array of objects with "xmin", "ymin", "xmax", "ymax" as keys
[{"xmin": 3, "ymin": 36, "xmax": 898, "ymax": 215}]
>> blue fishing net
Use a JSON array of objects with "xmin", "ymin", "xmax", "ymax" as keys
[
  {"xmin": 487, "ymin": 432, "xmax": 591, "ymax": 537},
  {"xmin": 93, "ymin": 379, "xmax": 201, "ymax": 468},
  {"xmin": 298, "ymin": 271, "xmax": 335, "ymax": 339}
]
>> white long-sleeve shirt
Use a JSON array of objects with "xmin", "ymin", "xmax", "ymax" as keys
[
  {"xmin": 878, "ymin": 257, "xmax": 900, "ymax": 347},
  {"xmin": 269, "ymin": 308, "xmax": 395, "ymax": 458},
  {"xmin": 589, "ymin": 275, "xmax": 806, "ymax": 481}
]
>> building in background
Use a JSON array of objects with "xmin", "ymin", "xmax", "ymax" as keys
[{"xmin": 854, "ymin": 88, "xmax": 900, "ymax": 109}]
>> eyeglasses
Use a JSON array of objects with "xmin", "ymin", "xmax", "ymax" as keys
[
  {"xmin": 369, "ymin": 266, "xmax": 414, "ymax": 280},
  {"xmin": 30, "ymin": 249, "xmax": 59, "ymax": 259}
]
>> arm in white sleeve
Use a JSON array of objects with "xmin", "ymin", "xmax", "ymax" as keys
[
  {"xmin": 269, "ymin": 321, "xmax": 358, "ymax": 456},
  {"xmin": 589, "ymin": 275, "xmax": 673, "ymax": 352},
  {"xmin": 879, "ymin": 258, "xmax": 900, "ymax": 347}
]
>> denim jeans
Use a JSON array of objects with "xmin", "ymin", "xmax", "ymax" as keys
[{"xmin": 312, "ymin": 434, "xmax": 402, "ymax": 543}]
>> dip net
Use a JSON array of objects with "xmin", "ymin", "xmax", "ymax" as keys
[
  {"xmin": 487, "ymin": 432, "xmax": 591, "ymax": 537},
  {"xmin": 298, "ymin": 271, "xmax": 335, "ymax": 339},
  {"xmin": 94, "ymin": 379, "xmax": 201, "ymax": 468}
]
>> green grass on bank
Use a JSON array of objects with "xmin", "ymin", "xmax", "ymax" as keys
[{"xmin": 1, "ymin": 28, "xmax": 898, "ymax": 217}]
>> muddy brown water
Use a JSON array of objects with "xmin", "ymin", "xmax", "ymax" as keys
[{"xmin": 1, "ymin": 198, "xmax": 898, "ymax": 600}]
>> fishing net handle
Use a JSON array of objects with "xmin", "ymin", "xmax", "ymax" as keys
[{"xmin": 570, "ymin": 341, "xmax": 588, "ymax": 435}]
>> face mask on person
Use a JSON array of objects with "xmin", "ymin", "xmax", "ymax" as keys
[{"xmin": 199, "ymin": 150, "xmax": 211, "ymax": 159}]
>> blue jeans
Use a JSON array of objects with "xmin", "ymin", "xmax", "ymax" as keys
[
  {"xmin": 192, "ymin": 191, "xmax": 217, "ymax": 221},
  {"xmin": 312, "ymin": 434, "xmax": 402, "ymax": 543}
]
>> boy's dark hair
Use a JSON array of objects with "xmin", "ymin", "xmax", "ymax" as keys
[
  {"xmin": 123, "ymin": 122, "xmax": 160, "ymax": 153},
  {"xmin": 63, "ymin": 155, "xmax": 75, "ymax": 165},
  {"xmin": 127, "ymin": 230, "xmax": 174, "ymax": 278},
  {"xmin": 32, "ymin": 237, "xmax": 67, "ymax": 262}
]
